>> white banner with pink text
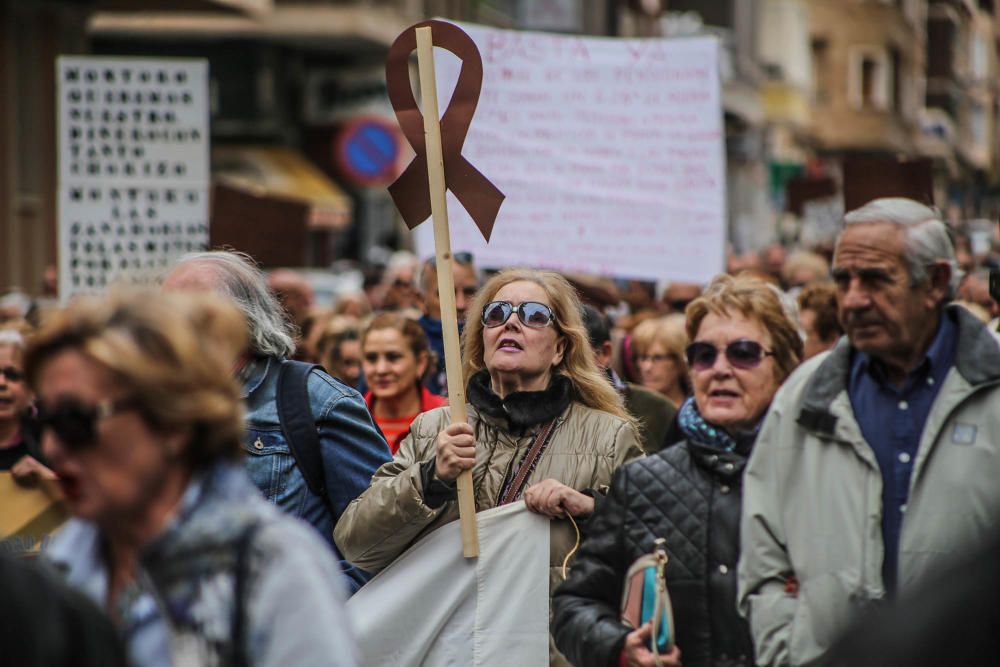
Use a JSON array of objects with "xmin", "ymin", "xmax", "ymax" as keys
[{"xmin": 413, "ymin": 22, "xmax": 726, "ymax": 284}]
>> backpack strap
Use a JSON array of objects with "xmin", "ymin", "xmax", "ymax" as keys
[
  {"xmin": 276, "ymin": 360, "xmax": 327, "ymax": 499},
  {"xmin": 231, "ymin": 521, "xmax": 261, "ymax": 667}
]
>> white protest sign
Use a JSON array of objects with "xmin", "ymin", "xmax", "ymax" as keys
[
  {"xmin": 348, "ymin": 502, "xmax": 550, "ymax": 666},
  {"xmin": 413, "ymin": 23, "xmax": 725, "ymax": 284},
  {"xmin": 57, "ymin": 57, "xmax": 209, "ymax": 298}
]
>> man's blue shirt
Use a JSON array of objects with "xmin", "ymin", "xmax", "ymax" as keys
[{"xmin": 848, "ymin": 311, "xmax": 957, "ymax": 593}]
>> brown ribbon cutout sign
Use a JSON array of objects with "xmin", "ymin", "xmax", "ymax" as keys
[{"xmin": 385, "ymin": 20, "xmax": 505, "ymax": 242}]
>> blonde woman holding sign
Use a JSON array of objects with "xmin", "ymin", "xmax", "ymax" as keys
[{"xmin": 335, "ymin": 268, "xmax": 642, "ymax": 664}]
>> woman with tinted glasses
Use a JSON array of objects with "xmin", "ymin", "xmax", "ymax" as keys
[
  {"xmin": 553, "ymin": 274, "xmax": 802, "ymax": 667},
  {"xmin": 361, "ymin": 313, "xmax": 446, "ymax": 454},
  {"xmin": 336, "ymin": 268, "xmax": 643, "ymax": 664},
  {"xmin": 630, "ymin": 314, "xmax": 691, "ymax": 407},
  {"xmin": 29, "ymin": 290, "xmax": 357, "ymax": 667}
]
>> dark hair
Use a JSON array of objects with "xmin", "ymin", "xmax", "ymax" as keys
[
  {"xmin": 580, "ymin": 304, "xmax": 611, "ymax": 349},
  {"xmin": 797, "ymin": 282, "xmax": 843, "ymax": 342},
  {"xmin": 323, "ymin": 327, "xmax": 360, "ymax": 367}
]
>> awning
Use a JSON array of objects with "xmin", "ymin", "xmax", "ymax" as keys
[
  {"xmin": 206, "ymin": 0, "xmax": 271, "ymax": 14},
  {"xmin": 87, "ymin": 4, "xmax": 410, "ymax": 49},
  {"xmin": 212, "ymin": 146, "xmax": 352, "ymax": 229},
  {"xmin": 723, "ymin": 81, "xmax": 766, "ymax": 126}
]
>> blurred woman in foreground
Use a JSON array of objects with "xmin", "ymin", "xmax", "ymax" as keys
[{"xmin": 33, "ymin": 290, "xmax": 356, "ymax": 666}]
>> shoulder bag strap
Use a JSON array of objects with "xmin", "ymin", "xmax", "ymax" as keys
[
  {"xmin": 276, "ymin": 360, "xmax": 327, "ymax": 499},
  {"xmin": 497, "ymin": 418, "xmax": 558, "ymax": 506}
]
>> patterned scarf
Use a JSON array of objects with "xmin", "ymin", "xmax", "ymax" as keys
[{"xmin": 677, "ymin": 397, "xmax": 742, "ymax": 452}]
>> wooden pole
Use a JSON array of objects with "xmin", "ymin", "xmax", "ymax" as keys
[{"xmin": 415, "ymin": 25, "xmax": 479, "ymax": 558}]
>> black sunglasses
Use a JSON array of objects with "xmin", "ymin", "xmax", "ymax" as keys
[
  {"xmin": 685, "ymin": 340, "xmax": 774, "ymax": 371},
  {"xmin": 36, "ymin": 396, "xmax": 140, "ymax": 450},
  {"xmin": 0, "ymin": 366, "xmax": 24, "ymax": 383},
  {"xmin": 481, "ymin": 301, "xmax": 556, "ymax": 329},
  {"xmin": 428, "ymin": 252, "xmax": 474, "ymax": 268}
]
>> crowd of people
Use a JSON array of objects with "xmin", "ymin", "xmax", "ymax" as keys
[{"xmin": 2, "ymin": 196, "xmax": 1000, "ymax": 666}]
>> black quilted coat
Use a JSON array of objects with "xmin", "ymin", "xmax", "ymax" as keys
[{"xmin": 552, "ymin": 438, "xmax": 755, "ymax": 667}]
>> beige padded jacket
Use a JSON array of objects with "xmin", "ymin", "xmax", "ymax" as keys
[{"xmin": 334, "ymin": 399, "xmax": 642, "ymax": 665}]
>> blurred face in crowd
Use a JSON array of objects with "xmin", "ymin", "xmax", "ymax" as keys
[
  {"xmin": 957, "ymin": 274, "xmax": 998, "ymax": 319},
  {"xmin": 763, "ymin": 244, "xmax": 786, "ymax": 278},
  {"xmin": 690, "ymin": 309, "xmax": 779, "ymax": 432},
  {"xmin": 423, "ymin": 262, "xmax": 479, "ymax": 323},
  {"xmin": 799, "ymin": 308, "xmax": 836, "ymax": 360},
  {"xmin": 833, "ymin": 223, "xmax": 948, "ymax": 373},
  {"xmin": 37, "ymin": 349, "xmax": 187, "ymax": 525},
  {"xmin": 362, "ymin": 328, "xmax": 427, "ymax": 403},
  {"xmin": 268, "ymin": 270, "xmax": 314, "ymax": 328},
  {"xmin": 622, "ymin": 280, "xmax": 655, "ymax": 313},
  {"xmin": 482, "ymin": 281, "xmax": 565, "ymax": 394},
  {"xmin": 661, "ymin": 283, "xmax": 701, "ymax": 314},
  {"xmin": 0, "ymin": 343, "xmax": 30, "ymax": 426},
  {"xmin": 330, "ymin": 339, "xmax": 363, "ymax": 389},
  {"xmin": 384, "ymin": 269, "xmax": 421, "ymax": 311},
  {"xmin": 636, "ymin": 342, "xmax": 683, "ymax": 399}
]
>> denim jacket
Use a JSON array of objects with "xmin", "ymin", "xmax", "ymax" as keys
[
  {"xmin": 241, "ymin": 355, "xmax": 391, "ymax": 593},
  {"xmin": 46, "ymin": 463, "xmax": 357, "ymax": 667}
]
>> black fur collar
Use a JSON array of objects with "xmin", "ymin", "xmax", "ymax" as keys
[{"xmin": 466, "ymin": 369, "xmax": 572, "ymax": 431}]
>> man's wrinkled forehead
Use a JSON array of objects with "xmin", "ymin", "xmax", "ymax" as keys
[{"xmin": 834, "ymin": 222, "xmax": 907, "ymax": 265}]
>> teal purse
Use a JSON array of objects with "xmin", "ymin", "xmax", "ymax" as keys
[{"xmin": 620, "ymin": 538, "xmax": 675, "ymax": 659}]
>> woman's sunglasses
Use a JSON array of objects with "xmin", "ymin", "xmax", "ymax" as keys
[
  {"xmin": 0, "ymin": 366, "xmax": 24, "ymax": 383},
  {"xmin": 481, "ymin": 301, "xmax": 555, "ymax": 329},
  {"xmin": 36, "ymin": 396, "xmax": 139, "ymax": 450},
  {"xmin": 685, "ymin": 340, "xmax": 774, "ymax": 371}
]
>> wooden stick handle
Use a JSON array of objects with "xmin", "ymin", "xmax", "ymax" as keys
[{"xmin": 416, "ymin": 25, "xmax": 479, "ymax": 558}]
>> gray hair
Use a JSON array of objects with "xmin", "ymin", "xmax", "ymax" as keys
[
  {"xmin": 169, "ymin": 251, "xmax": 296, "ymax": 359},
  {"xmin": 842, "ymin": 197, "xmax": 961, "ymax": 299}
]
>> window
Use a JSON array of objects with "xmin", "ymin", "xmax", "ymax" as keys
[
  {"xmin": 861, "ymin": 57, "xmax": 879, "ymax": 106},
  {"xmin": 849, "ymin": 46, "xmax": 889, "ymax": 110},
  {"xmin": 970, "ymin": 102, "xmax": 987, "ymax": 148},
  {"xmin": 811, "ymin": 38, "xmax": 830, "ymax": 105},
  {"xmin": 971, "ymin": 33, "xmax": 989, "ymax": 82},
  {"xmin": 890, "ymin": 47, "xmax": 902, "ymax": 111}
]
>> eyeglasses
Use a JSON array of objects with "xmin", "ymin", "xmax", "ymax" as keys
[
  {"xmin": 0, "ymin": 366, "xmax": 24, "ymax": 383},
  {"xmin": 481, "ymin": 301, "xmax": 556, "ymax": 329},
  {"xmin": 685, "ymin": 340, "xmax": 774, "ymax": 371},
  {"xmin": 36, "ymin": 396, "xmax": 140, "ymax": 450}
]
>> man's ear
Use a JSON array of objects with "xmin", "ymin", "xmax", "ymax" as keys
[{"xmin": 925, "ymin": 261, "xmax": 952, "ymax": 307}]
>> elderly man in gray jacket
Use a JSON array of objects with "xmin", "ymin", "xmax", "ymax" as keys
[{"xmin": 738, "ymin": 197, "xmax": 1000, "ymax": 666}]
